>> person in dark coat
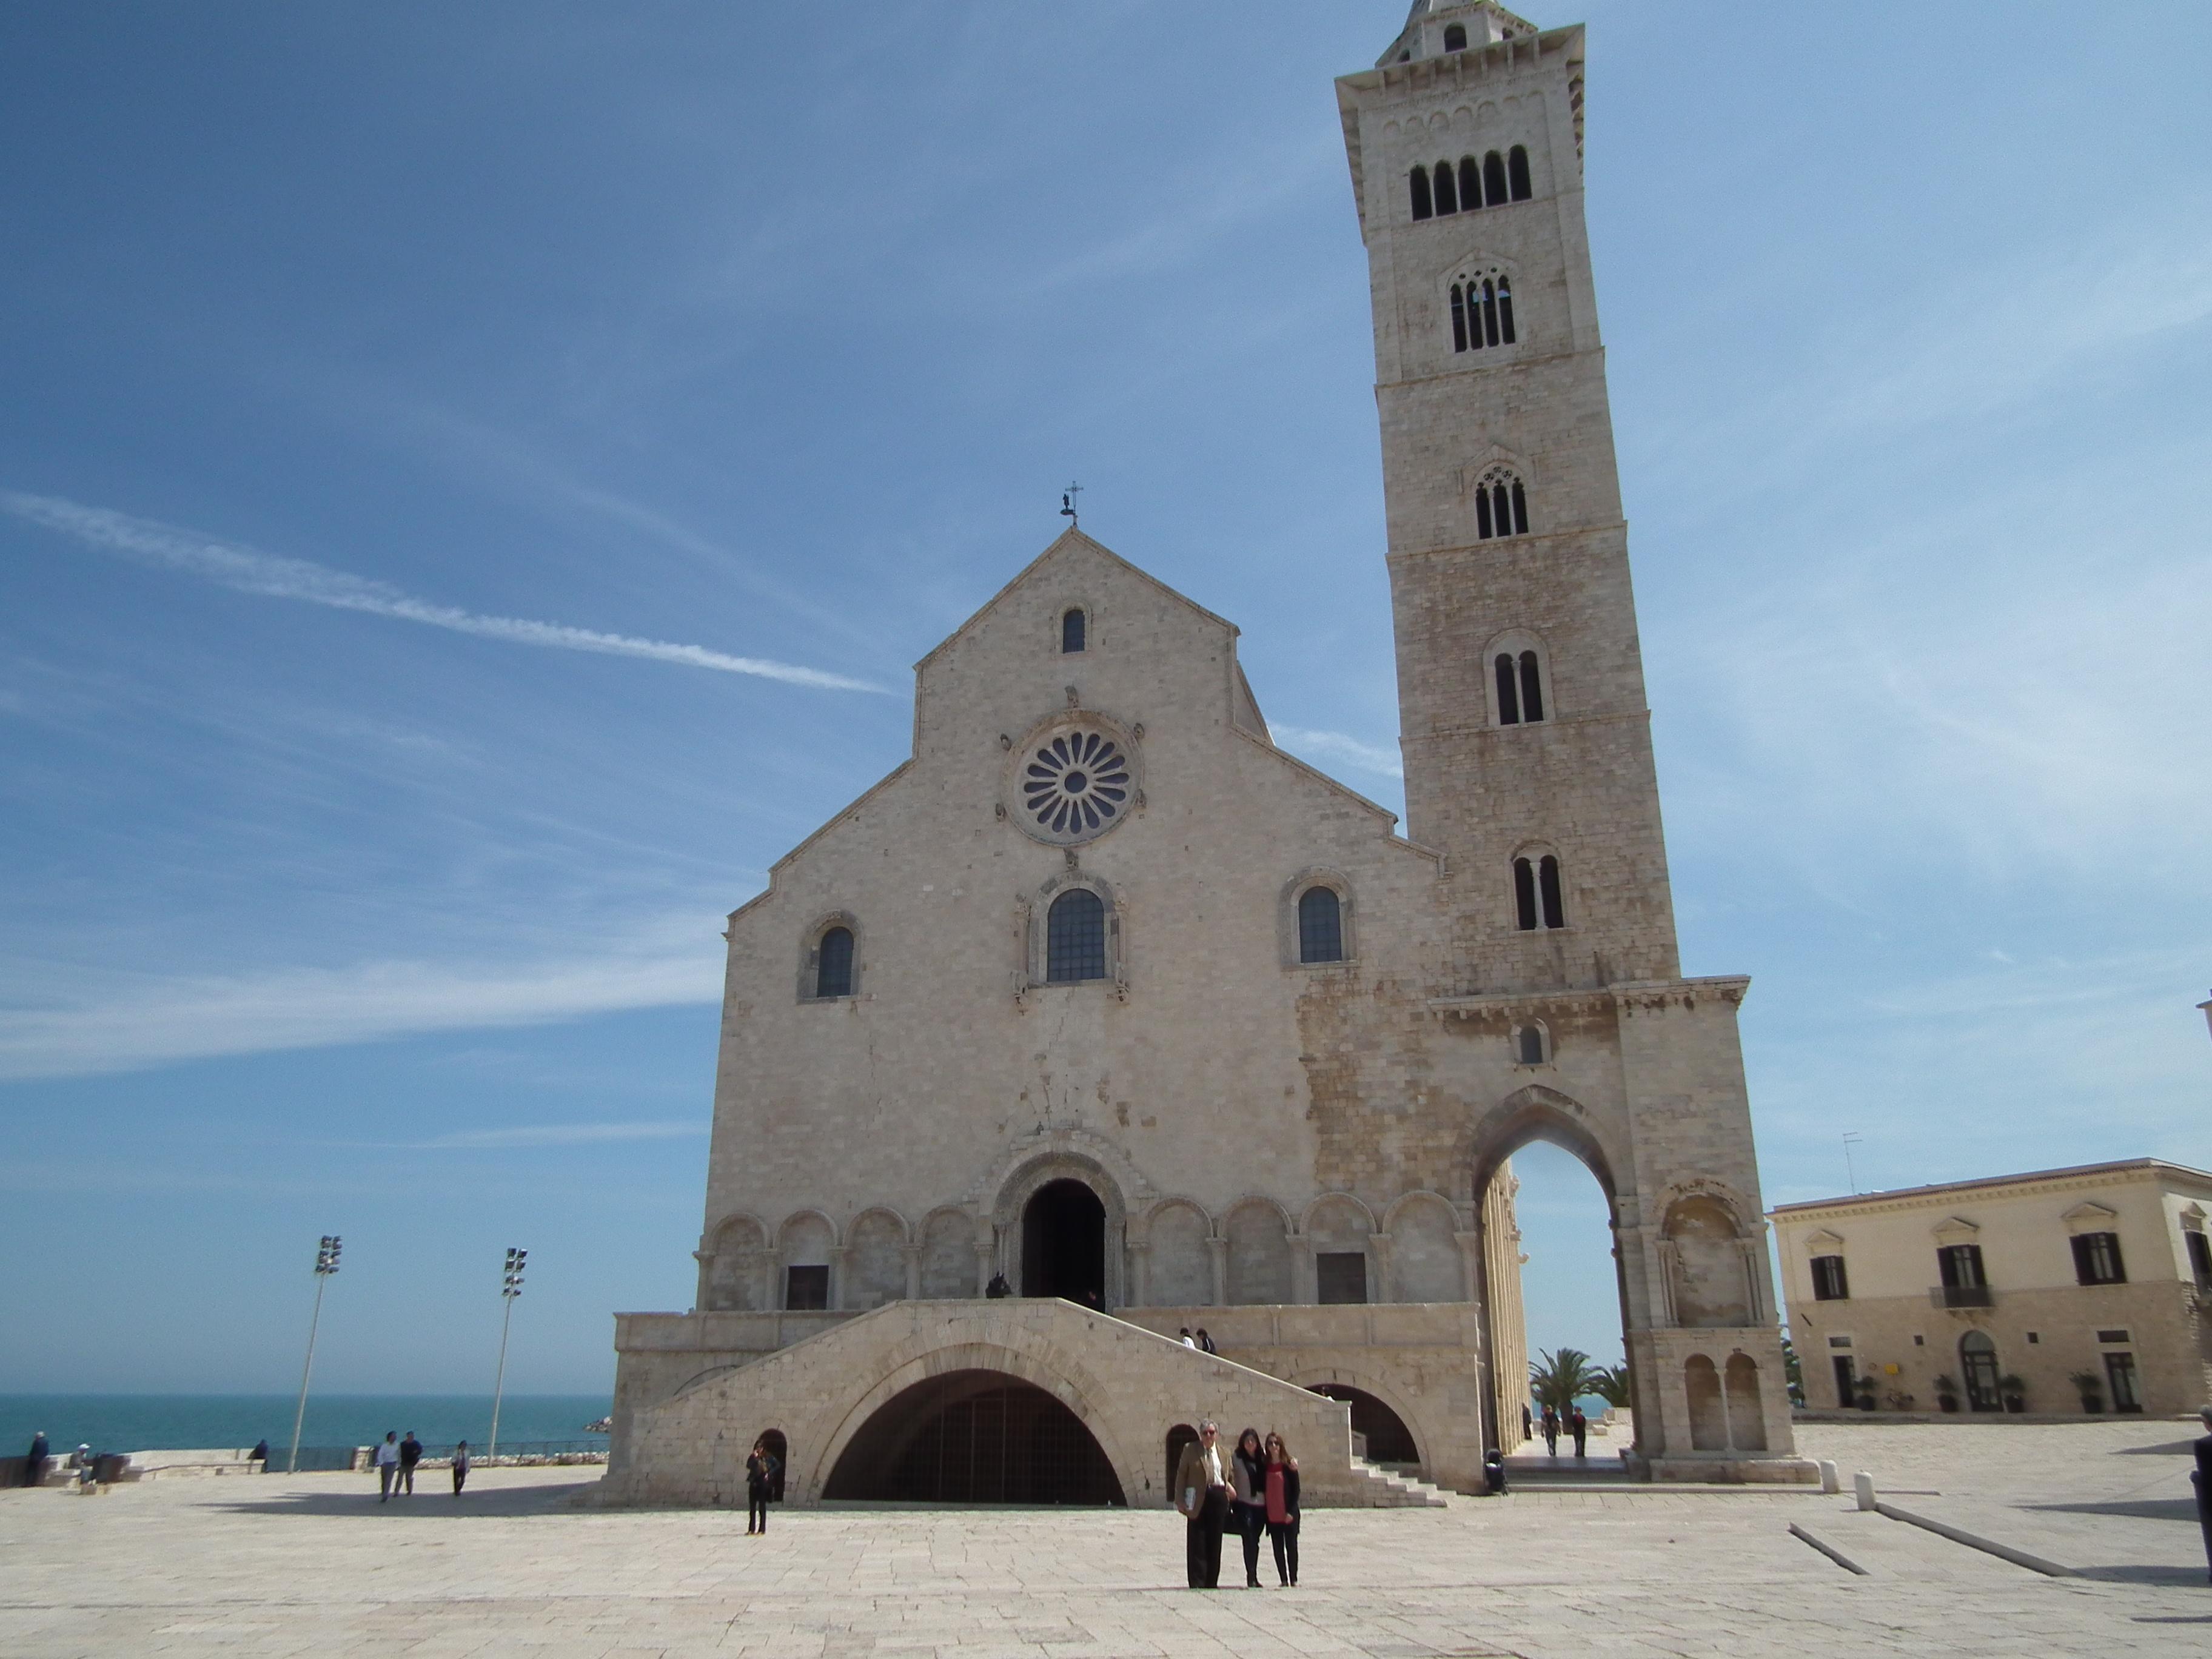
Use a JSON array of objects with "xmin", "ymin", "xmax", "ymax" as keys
[
  {"xmin": 1569, "ymin": 1407, "xmax": 1588, "ymax": 1459},
  {"xmin": 397, "ymin": 1431, "xmax": 423, "ymax": 1496},
  {"xmin": 451, "ymin": 1440, "xmax": 471, "ymax": 1495},
  {"xmin": 2193, "ymin": 1404, "xmax": 2212, "ymax": 1584},
  {"xmin": 745, "ymin": 1438, "xmax": 779, "ymax": 1535},
  {"xmin": 1520, "ymin": 1403, "xmax": 1532, "ymax": 1442},
  {"xmin": 1262, "ymin": 1432, "xmax": 1301, "ymax": 1586},
  {"xmin": 1540, "ymin": 1405, "xmax": 1560, "ymax": 1457},
  {"xmin": 24, "ymin": 1432, "xmax": 50, "ymax": 1487},
  {"xmin": 1229, "ymin": 1427, "xmax": 1267, "ymax": 1589},
  {"xmin": 248, "ymin": 1439, "xmax": 270, "ymax": 1464}
]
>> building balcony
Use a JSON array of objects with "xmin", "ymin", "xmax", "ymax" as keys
[{"xmin": 1929, "ymin": 1285, "xmax": 1994, "ymax": 1310}]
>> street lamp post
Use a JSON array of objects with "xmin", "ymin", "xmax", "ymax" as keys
[
  {"xmin": 286, "ymin": 1235, "xmax": 342, "ymax": 1475},
  {"xmin": 486, "ymin": 1247, "xmax": 526, "ymax": 1465}
]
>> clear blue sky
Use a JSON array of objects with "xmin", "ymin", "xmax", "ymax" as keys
[{"xmin": 3, "ymin": 4, "xmax": 2207, "ymax": 1395}]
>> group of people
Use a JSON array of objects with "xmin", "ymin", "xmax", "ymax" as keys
[
  {"xmin": 371, "ymin": 1431, "xmax": 470, "ymax": 1500},
  {"xmin": 1171, "ymin": 1421, "xmax": 1301, "ymax": 1589},
  {"xmin": 1523, "ymin": 1402, "xmax": 1589, "ymax": 1458},
  {"xmin": 1176, "ymin": 1327, "xmax": 1218, "ymax": 1354}
]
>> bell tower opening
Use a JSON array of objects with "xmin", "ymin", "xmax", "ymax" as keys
[{"xmin": 1021, "ymin": 1178, "xmax": 1106, "ymax": 1303}]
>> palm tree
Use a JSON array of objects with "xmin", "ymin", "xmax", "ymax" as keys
[
  {"xmin": 1587, "ymin": 1363, "xmax": 1632, "ymax": 1409},
  {"xmin": 1527, "ymin": 1347, "xmax": 1601, "ymax": 1415}
]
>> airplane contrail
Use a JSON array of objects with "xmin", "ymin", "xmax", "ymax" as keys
[{"xmin": 1, "ymin": 489, "xmax": 884, "ymax": 694}]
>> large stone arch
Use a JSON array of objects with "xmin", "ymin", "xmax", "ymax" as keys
[
  {"xmin": 1280, "ymin": 1361, "xmax": 1426, "ymax": 1472},
  {"xmin": 1458, "ymin": 1084, "xmax": 1626, "ymax": 1201},
  {"xmin": 800, "ymin": 1337, "xmax": 1142, "ymax": 1506}
]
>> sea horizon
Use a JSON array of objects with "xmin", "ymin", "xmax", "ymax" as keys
[{"xmin": 1, "ymin": 1392, "xmax": 612, "ymax": 1457}]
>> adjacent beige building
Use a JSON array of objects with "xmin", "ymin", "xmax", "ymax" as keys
[
  {"xmin": 601, "ymin": 1, "xmax": 1806, "ymax": 1508},
  {"xmin": 1772, "ymin": 1161, "xmax": 2212, "ymax": 1418}
]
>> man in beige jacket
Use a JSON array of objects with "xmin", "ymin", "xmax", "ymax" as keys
[{"xmin": 1173, "ymin": 1419, "xmax": 1233, "ymax": 1587}]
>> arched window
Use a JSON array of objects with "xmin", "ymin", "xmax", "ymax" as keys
[
  {"xmin": 1514, "ymin": 1022, "xmax": 1548, "ymax": 1065},
  {"xmin": 1458, "ymin": 155, "xmax": 1481, "ymax": 209},
  {"xmin": 1297, "ymin": 885, "xmax": 1344, "ymax": 964},
  {"xmin": 1494, "ymin": 652, "xmax": 1521, "ymax": 724},
  {"xmin": 1061, "ymin": 607, "xmax": 1085, "ymax": 654},
  {"xmin": 1513, "ymin": 855, "xmax": 1566, "ymax": 931},
  {"xmin": 1517, "ymin": 649, "xmax": 1544, "ymax": 721},
  {"xmin": 1483, "ymin": 149, "xmax": 1507, "ymax": 207},
  {"xmin": 816, "ymin": 926, "xmax": 854, "ymax": 998},
  {"xmin": 1474, "ymin": 468, "xmax": 1529, "ymax": 539},
  {"xmin": 1507, "ymin": 144, "xmax": 1532, "ymax": 201},
  {"xmin": 1496, "ymin": 274, "xmax": 1515, "ymax": 342},
  {"xmin": 1045, "ymin": 888, "xmax": 1107, "ymax": 984},
  {"xmin": 1433, "ymin": 159, "xmax": 1458, "ymax": 215},
  {"xmin": 1450, "ymin": 284, "xmax": 1468, "ymax": 352},
  {"xmin": 1449, "ymin": 270, "xmax": 1516, "ymax": 355},
  {"xmin": 1410, "ymin": 165, "xmax": 1432, "ymax": 221},
  {"xmin": 1443, "ymin": 22, "xmax": 1467, "ymax": 50}
]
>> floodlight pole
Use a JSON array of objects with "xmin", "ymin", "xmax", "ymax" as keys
[
  {"xmin": 286, "ymin": 1235, "xmax": 342, "ymax": 1475},
  {"xmin": 487, "ymin": 1247, "xmax": 526, "ymax": 1464}
]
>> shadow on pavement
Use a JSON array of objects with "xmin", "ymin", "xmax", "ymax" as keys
[
  {"xmin": 2027, "ymin": 1497, "xmax": 2199, "ymax": 1523},
  {"xmin": 207, "ymin": 1482, "xmax": 595, "ymax": 1519},
  {"xmin": 2070, "ymin": 1564, "xmax": 2211, "ymax": 1586},
  {"xmin": 2110, "ymin": 1440, "xmax": 2198, "ymax": 1457}
]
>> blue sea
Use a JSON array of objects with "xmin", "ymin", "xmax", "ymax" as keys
[{"xmin": 0, "ymin": 1393, "xmax": 610, "ymax": 1459}]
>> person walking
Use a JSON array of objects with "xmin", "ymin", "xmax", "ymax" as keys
[
  {"xmin": 1179, "ymin": 1327, "xmax": 1197, "ymax": 1348},
  {"xmin": 2192, "ymin": 1404, "xmax": 2212, "ymax": 1585},
  {"xmin": 1569, "ymin": 1407, "xmax": 1587, "ymax": 1460},
  {"xmin": 1196, "ymin": 1329, "xmax": 1218, "ymax": 1356},
  {"xmin": 745, "ymin": 1438, "xmax": 779, "ymax": 1536},
  {"xmin": 1262, "ymin": 1431, "xmax": 1300, "ymax": 1587},
  {"xmin": 375, "ymin": 1432, "xmax": 400, "ymax": 1501},
  {"xmin": 398, "ymin": 1431, "xmax": 423, "ymax": 1496},
  {"xmin": 1540, "ymin": 1405, "xmax": 1560, "ymax": 1458},
  {"xmin": 451, "ymin": 1440, "xmax": 470, "ymax": 1495},
  {"xmin": 1173, "ymin": 1419, "xmax": 1233, "ymax": 1589},
  {"xmin": 24, "ymin": 1431, "xmax": 49, "ymax": 1487},
  {"xmin": 1229, "ymin": 1427, "xmax": 1267, "ymax": 1588}
]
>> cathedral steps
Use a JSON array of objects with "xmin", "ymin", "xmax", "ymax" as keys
[{"xmin": 1350, "ymin": 1456, "xmax": 1455, "ymax": 1507}]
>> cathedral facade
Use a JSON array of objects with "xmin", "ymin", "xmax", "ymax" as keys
[{"xmin": 601, "ymin": 1, "xmax": 1802, "ymax": 1506}]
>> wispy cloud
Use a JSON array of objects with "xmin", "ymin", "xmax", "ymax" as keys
[
  {"xmin": 414, "ymin": 1121, "xmax": 703, "ymax": 1149},
  {"xmin": 1, "ymin": 489, "xmax": 885, "ymax": 694},
  {"xmin": 0, "ymin": 916, "xmax": 724, "ymax": 1081},
  {"xmin": 1271, "ymin": 725, "xmax": 1403, "ymax": 779}
]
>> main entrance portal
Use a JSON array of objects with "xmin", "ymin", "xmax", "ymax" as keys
[
  {"xmin": 821, "ymin": 1370, "xmax": 1124, "ymax": 1504},
  {"xmin": 1022, "ymin": 1178, "xmax": 1105, "ymax": 1304}
]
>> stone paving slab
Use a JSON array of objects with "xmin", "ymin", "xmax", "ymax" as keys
[{"xmin": 3, "ymin": 1421, "xmax": 2208, "ymax": 1656}]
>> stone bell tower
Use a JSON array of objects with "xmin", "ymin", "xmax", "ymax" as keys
[{"xmin": 1337, "ymin": 3, "xmax": 1803, "ymax": 1473}]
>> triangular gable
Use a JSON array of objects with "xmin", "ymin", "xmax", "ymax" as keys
[
  {"xmin": 1930, "ymin": 1215, "xmax": 1980, "ymax": 1241},
  {"xmin": 1803, "ymin": 1228, "xmax": 1844, "ymax": 1252},
  {"xmin": 2060, "ymin": 1200, "xmax": 2119, "ymax": 1235}
]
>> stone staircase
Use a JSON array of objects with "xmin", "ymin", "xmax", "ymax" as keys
[{"xmin": 1350, "ymin": 1456, "xmax": 1455, "ymax": 1507}]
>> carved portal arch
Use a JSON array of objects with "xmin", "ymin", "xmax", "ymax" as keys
[{"xmin": 987, "ymin": 1148, "xmax": 1131, "ymax": 1310}]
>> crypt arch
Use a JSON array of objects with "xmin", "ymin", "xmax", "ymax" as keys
[{"xmin": 1283, "ymin": 1362, "xmax": 1426, "ymax": 1472}]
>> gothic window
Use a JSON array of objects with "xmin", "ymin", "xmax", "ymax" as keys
[
  {"xmin": 1297, "ymin": 885, "xmax": 1344, "ymax": 964},
  {"xmin": 1045, "ymin": 888, "xmax": 1107, "ymax": 984},
  {"xmin": 1061, "ymin": 606, "xmax": 1086, "ymax": 654},
  {"xmin": 2071, "ymin": 1231, "xmax": 2125, "ymax": 1286},
  {"xmin": 1433, "ymin": 158, "xmax": 1459, "ymax": 215},
  {"xmin": 1513, "ymin": 853, "xmax": 1565, "ymax": 930},
  {"xmin": 1443, "ymin": 22, "xmax": 1467, "ymax": 50},
  {"xmin": 1473, "ymin": 468, "xmax": 1529, "ymax": 538},
  {"xmin": 1512, "ymin": 1021, "xmax": 1549, "ymax": 1064},
  {"xmin": 1483, "ymin": 149, "xmax": 1507, "ymax": 206},
  {"xmin": 1458, "ymin": 155, "xmax": 1480, "ymax": 209},
  {"xmin": 1809, "ymin": 1255, "xmax": 1849, "ymax": 1301},
  {"xmin": 1410, "ymin": 165, "xmax": 1433, "ymax": 221},
  {"xmin": 815, "ymin": 925, "xmax": 854, "ymax": 999},
  {"xmin": 1449, "ymin": 270, "xmax": 1515, "ymax": 355},
  {"xmin": 1508, "ymin": 144, "xmax": 1532, "ymax": 200}
]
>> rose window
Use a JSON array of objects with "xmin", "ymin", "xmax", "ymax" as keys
[{"xmin": 1021, "ymin": 729, "xmax": 1130, "ymax": 839}]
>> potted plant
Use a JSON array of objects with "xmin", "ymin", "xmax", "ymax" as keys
[
  {"xmin": 1932, "ymin": 1374, "xmax": 1960, "ymax": 1413},
  {"xmin": 2000, "ymin": 1375, "xmax": 2028, "ymax": 1413},
  {"xmin": 2069, "ymin": 1369, "xmax": 2105, "ymax": 1413},
  {"xmin": 1854, "ymin": 1376, "xmax": 1878, "ymax": 1412}
]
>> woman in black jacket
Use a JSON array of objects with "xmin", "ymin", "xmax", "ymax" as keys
[
  {"xmin": 1262, "ymin": 1431, "xmax": 1301, "ymax": 1586},
  {"xmin": 744, "ymin": 1439, "xmax": 779, "ymax": 1535},
  {"xmin": 1230, "ymin": 1427, "xmax": 1268, "ymax": 1587}
]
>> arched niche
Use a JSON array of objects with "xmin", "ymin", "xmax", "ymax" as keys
[
  {"xmin": 1659, "ymin": 1195, "xmax": 1754, "ymax": 1329},
  {"xmin": 990, "ymin": 1151, "xmax": 1130, "ymax": 1310},
  {"xmin": 1222, "ymin": 1197, "xmax": 1294, "ymax": 1305}
]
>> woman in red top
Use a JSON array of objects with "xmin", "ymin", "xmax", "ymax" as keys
[{"xmin": 1261, "ymin": 1431, "xmax": 1301, "ymax": 1586}]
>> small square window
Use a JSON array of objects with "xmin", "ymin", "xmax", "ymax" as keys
[
  {"xmin": 2026, "ymin": 1332, "xmax": 2039, "ymax": 1344},
  {"xmin": 1826, "ymin": 1335, "xmax": 1853, "ymax": 1349},
  {"xmin": 1316, "ymin": 1251, "xmax": 1368, "ymax": 1305},
  {"xmin": 2096, "ymin": 1328, "xmax": 2130, "ymax": 1344},
  {"xmin": 785, "ymin": 1265, "xmax": 829, "ymax": 1310},
  {"xmin": 1912, "ymin": 1334, "xmax": 1924, "ymax": 1346}
]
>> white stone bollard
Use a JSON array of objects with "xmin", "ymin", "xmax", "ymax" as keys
[
  {"xmin": 1853, "ymin": 1471, "xmax": 1876, "ymax": 1512},
  {"xmin": 1817, "ymin": 1460, "xmax": 1839, "ymax": 1495}
]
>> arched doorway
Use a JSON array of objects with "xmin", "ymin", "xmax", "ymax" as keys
[
  {"xmin": 1309, "ymin": 1384, "xmax": 1419, "ymax": 1466},
  {"xmin": 1022, "ymin": 1178, "xmax": 1106, "ymax": 1304},
  {"xmin": 757, "ymin": 1429, "xmax": 788, "ymax": 1501},
  {"xmin": 1165, "ymin": 1423, "xmax": 1197, "ymax": 1496},
  {"xmin": 821, "ymin": 1369, "xmax": 1124, "ymax": 1504},
  {"xmin": 1959, "ymin": 1332, "xmax": 2002, "ymax": 1413}
]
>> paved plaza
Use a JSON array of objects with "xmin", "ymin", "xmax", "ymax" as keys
[{"xmin": 3, "ymin": 1421, "xmax": 2208, "ymax": 1657}]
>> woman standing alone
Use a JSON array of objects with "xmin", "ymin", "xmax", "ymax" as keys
[{"xmin": 1262, "ymin": 1432, "xmax": 1300, "ymax": 1587}]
